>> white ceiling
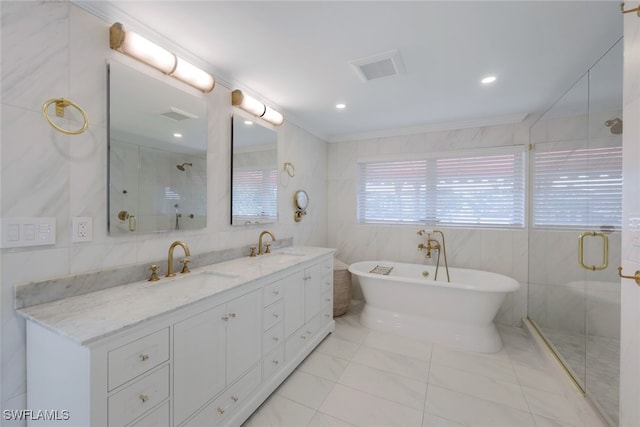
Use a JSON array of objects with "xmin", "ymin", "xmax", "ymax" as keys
[{"xmin": 77, "ymin": 1, "xmax": 623, "ymax": 142}]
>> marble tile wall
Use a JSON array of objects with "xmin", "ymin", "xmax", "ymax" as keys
[
  {"xmin": 0, "ymin": 2, "xmax": 328, "ymax": 421},
  {"xmin": 327, "ymin": 122, "xmax": 533, "ymax": 327},
  {"xmin": 620, "ymin": 6, "xmax": 640, "ymax": 426}
]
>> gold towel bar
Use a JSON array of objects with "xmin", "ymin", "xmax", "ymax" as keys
[
  {"xmin": 620, "ymin": 2, "xmax": 640, "ymax": 17},
  {"xmin": 42, "ymin": 97, "xmax": 89, "ymax": 135}
]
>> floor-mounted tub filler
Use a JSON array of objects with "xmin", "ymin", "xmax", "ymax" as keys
[{"xmin": 348, "ymin": 260, "xmax": 520, "ymax": 353}]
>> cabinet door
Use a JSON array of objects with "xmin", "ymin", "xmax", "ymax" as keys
[
  {"xmin": 226, "ymin": 289, "xmax": 262, "ymax": 384},
  {"xmin": 284, "ymin": 270, "xmax": 305, "ymax": 337},
  {"xmin": 174, "ymin": 305, "xmax": 226, "ymax": 426},
  {"xmin": 304, "ymin": 263, "xmax": 323, "ymax": 322}
]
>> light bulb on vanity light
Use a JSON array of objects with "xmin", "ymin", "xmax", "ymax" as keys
[
  {"xmin": 109, "ymin": 22, "xmax": 215, "ymax": 93},
  {"xmin": 231, "ymin": 89, "xmax": 284, "ymax": 126}
]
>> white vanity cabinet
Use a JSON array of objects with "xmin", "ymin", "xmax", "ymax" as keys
[
  {"xmin": 22, "ymin": 249, "xmax": 334, "ymax": 427},
  {"xmin": 177, "ymin": 289, "xmax": 262, "ymax": 427}
]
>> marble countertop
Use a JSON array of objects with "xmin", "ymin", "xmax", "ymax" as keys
[{"xmin": 17, "ymin": 246, "xmax": 334, "ymax": 346}]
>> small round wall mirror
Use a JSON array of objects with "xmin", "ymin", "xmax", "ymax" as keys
[{"xmin": 294, "ymin": 190, "xmax": 309, "ymax": 222}]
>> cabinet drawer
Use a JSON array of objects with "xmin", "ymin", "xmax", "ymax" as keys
[
  {"xmin": 129, "ymin": 401, "xmax": 169, "ymax": 427},
  {"xmin": 322, "ymin": 276, "xmax": 333, "ymax": 293},
  {"xmin": 108, "ymin": 365, "xmax": 169, "ymax": 427},
  {"xmin": 321, "ymin": 301, "xmax": 333, "ymax": 323},
  {"xmin": 321, "ymin": 258, "xmax": 333, "ymax": 277},
  {"xmin": 263, "ymin": 346, "xmax": 285, "ymax": 381},
  {"xmin": 183, "ymin": 365, "xmax": 261, "ymax": 427},
  {"xmin": 263, "ymin": 300, "xmax": 283, "ymax": 331},
  {"xmin": 322, "ymin": 289, "xmax": 333, "ymax": 308},
  {"xmin": 285, "ymin": 320, "xmax": 318, "ymax": 362},
  {"xmin": 108, "ymin": 328, "xmax": 169, "ymax": 390},
  {"xmin": 263, "ymin": 322, "xmax": 284, "ymax": 355},
  {"xmin": 263, "ymin": 280, "xmax": 284, "ymax": 307}
]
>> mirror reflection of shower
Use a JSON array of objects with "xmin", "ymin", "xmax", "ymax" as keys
[
  {"xmin": 605, "ymin": 118, "xmax": 623, "ymax": 134},
  {"xmin": 176, "ymin": 162, "xmax": 193, "ymax": 171},
  {"xmin": 174, "ymin": 204, "xmax": 182, "ymax": 230}
]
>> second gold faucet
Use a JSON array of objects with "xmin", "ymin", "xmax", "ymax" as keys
[
  {"xmin": 257, "ymin": 230, "xmax": 275, "ymax": 256},
  {"xmin": 167, "ymin": 240, "xmax": 191, "ymax": 277}
]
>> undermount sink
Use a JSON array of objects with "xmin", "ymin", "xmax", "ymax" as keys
[
  {"xmin": 171, "ymin": 271, "xmax": 239, "ymax": 287},
  {"xmin": 256, "ymin": 250, "xmax": 306, "ymax": 264}
]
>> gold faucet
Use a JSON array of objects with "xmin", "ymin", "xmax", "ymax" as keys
[
  {"xmin": 417, "ymin": 229, "xmax": 450, "ymax": 282},
  {"xmin": 258, "ymin": 230, "xmax": 275, "ymax": 255},
  {"xmin": 166, "ymin": 240, "xmax": 191, "ymax": 277}
]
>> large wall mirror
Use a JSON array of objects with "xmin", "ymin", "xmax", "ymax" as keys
[
  {"xmin": 108, "ymin": 61, "xmax": 207, "ymax": 235},
  {"xmin": 231, "ymin": 113, "xmax": 278, "ymax": 225}
]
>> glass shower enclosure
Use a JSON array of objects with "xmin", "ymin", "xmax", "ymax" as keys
[{"xmin": 528, "ymin": 39, "xmax": 623, "ymax": 426}]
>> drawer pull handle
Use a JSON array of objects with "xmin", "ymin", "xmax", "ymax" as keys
[
  {"xmin": 229, "ymin": 313, "xmax": 236, "ymax": 318},
  {"xmin": 139, "ymin": 394, "xmax": 149, "ymax": 403},
  {"xmin": 326, "ymin": 298, "xmax": 331, "ymax": 302},
  {"xmin": 325, "ymin": 314, "xmax": 331, "ymax": 318},
  {"xmin": 139, "ymin": 354, "xmax": 150, "ymax": 362},
  {"xmin": 272, "ymin": 337, "xmax": 279, "ymax": 342},
  {"xmin": 231, "ymin": 396, "xmax": 239, "ymax": 402},
  {"xmin": 272, "ymin": 359, "xmax": 279, "ymax": 365},
  {"xmin": 301, "ymin": 335, "xmax": 307, "ymax": 339},
  {"xmin": 217, "ymin": 408, "xmax": 225, "ymax": 415},
  {"xmin": 272, "ymin": 313, "xmax": 279, "ymax": 318},
  {"xmin": 273, "ymin": 290, "xmax": 279, "ymax": 295},
  {"xmin": 304, "ymin": 276, "xmax": 311, "ymax": 280},
  {"xmin": 222, "ymin": 316, "xmax": 229, "ymax": 321}
]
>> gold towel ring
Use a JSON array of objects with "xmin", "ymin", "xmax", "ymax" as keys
[
  {"xmin": 283, "ymin": 162, "xmax": 296, "ymax": 177},
  {"xmin": 42, "ymin": 98, "xmax": 89, "ymax": 135}
]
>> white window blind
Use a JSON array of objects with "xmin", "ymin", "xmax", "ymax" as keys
[
  {"xmin": 358, "ymin": 150, "xmax": 525, "ymax": 227},
  {"xmin": 533, "ymin": 146, "xmax": 622, "ymax": 229},
  {"xmin": 232, "ymin": 169, "xmax": 277, "ymax": 218}
]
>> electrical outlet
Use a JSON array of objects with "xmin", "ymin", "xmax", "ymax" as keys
[{"xmin": 72, "ymin": 217, "xmax": 93, "ymax": 243}]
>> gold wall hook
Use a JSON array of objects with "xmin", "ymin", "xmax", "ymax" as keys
[
  {"xmin": 620, "ymin": 2, "xmax": 640, "ymax": 16},
  {"xmin": 42, "ymin": 97, "xmax": 89, "ymax": 135},
  {"xmin": 618, "ymin": 266, "xmax": 640, "ymax": 286},
  {"xmin": 283, "ymin": 162, "xmax": 296, "ymax": 177}
]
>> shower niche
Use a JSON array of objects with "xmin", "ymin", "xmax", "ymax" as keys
[
  {"xmin": 528, "ymin": 39, "xmax": 622, "ymax": 426},
  {"xmin": 108, "ymin": 61, "xmax": 207, "ymax": 235}
]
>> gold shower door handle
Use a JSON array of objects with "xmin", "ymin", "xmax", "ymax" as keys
[{"xmin": 578, "ymin": 231, "xmax": 609, "ymax": 271}]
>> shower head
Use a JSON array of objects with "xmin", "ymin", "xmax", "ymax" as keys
[
  {"xmin": 604, "ymin": 118, "xmax": 623, "ymax": 135},
  {"xmin": 176, "ymin": 162, "xmax": 193, "ymax": 171}
]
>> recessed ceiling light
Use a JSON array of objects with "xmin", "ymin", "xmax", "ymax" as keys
[
  {"xmin": 336, "ymin": 103, "xmax": 346, "ymax": 110},
  {"xmin": 244, "ymin": 120, "xmax": 253, "ymax": 125},
  {"xmin": 481, "ymin": 76, "xmax": 497, "ymax": 85},
  {"xmin": 173, "ymin": 133, "xmax": 183, "ymax": 138}
]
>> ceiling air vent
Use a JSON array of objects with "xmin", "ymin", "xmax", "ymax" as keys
[
  {"xmin": 350, "ymin": 49, "xmax": 405, "ymax": 82},
  {"xmin": 160, "ymin": 107, "xmax": 199, "ymax": 121}
]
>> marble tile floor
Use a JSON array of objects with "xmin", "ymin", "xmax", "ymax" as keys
[
  {"xmin": 243, "ymin": 304, "xmax": 608, "ymax": 427},
  {"xmin": 540, "ymin": 327, "xmax": 619, "ymax": 426}
]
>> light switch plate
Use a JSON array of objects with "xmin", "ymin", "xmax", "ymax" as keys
[{"xmin": 1, "ymin": 217, "xmax": 56, "ymax": 248}]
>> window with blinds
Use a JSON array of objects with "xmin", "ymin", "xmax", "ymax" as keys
[
  {"xmin": 532, "ymin": 146, "xmax": 622, "ymax": 229},
  {"xmin": 231, "ymin": 169, "xmax": 278, "ymax": 219},
  {"xmin": 358, "ymin": 149, "xmax": 525, "ymax": 227}
]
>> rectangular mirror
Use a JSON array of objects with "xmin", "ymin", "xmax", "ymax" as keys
[
  {"xmin": 108, "ymin": 61, "xmax": 207, "ymax": 234},
  {"xmin": 231, "ymin": 114, "xmax": 278, "ymax": 225}
]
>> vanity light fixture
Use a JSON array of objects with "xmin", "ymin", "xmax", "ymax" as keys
[
  {"xmin": 231, "ymin": 89, "xmax": 284, "ymax": 126},
  {"xmin": 336, "ymin": 103, "xmax": 347, "ymax": 110},
  {"xmin": 109, "ymin": 22, "xmax": 215, "ymax": 93}
]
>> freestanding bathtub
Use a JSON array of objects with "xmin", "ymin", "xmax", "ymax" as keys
[{"xmin": 348, "ymin": 260, "xmax": 520, "ymax": 353}]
